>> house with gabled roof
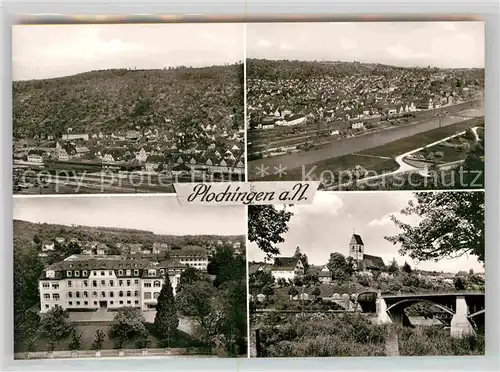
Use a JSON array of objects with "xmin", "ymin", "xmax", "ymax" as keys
[
  {"xmin": 271, "ymin": 256, "xmax": 304, "ymax": 281},
  {"xmin": 318, "ymin": 265, "xmax": 332, "ymax": 284},
  {"xmin": 145, "ymin": 154, "xmax": 162, "ymax": 172},
  {"xmin": 135, "ymin": 147, "xmax": 148, "ymax": 162}
]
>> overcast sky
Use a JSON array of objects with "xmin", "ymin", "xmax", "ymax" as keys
[
  {"xmin": 13, "ymin": 196, "xmax": 245, "ymax": 236},
  {"xmin": 12, "ymin": 23, "xmax": 244, "ymax": 81},
  {"xmin": 248, "ymin": 192, "xmax": 484, "ymax": 274},
  {"xmin": 247, "ymin": 22, "xmax": 484, "ymax": 68}
]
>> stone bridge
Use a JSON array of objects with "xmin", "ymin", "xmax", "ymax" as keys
[{"xmin": 358, "ymin": 291, "xmax": 484, "ymax": 337}]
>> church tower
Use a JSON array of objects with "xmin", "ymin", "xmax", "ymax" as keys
[{"xmin": 349, "ymin": 232, "xmax": 365, "ymax": 262}]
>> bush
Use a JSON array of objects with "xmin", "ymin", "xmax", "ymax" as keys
[
  {"xmin": 255, "ymin": 313, "xmax": 485, "ymax": 357},
  {"xmin": 257, "ymin": 313, "xmax": 386, "ymax": 357},
  {"xmin": 398, "ymin": 326, "xmax": 484, "ymax": 356}
]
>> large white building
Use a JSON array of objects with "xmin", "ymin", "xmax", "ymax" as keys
[
  {"xmin": 270, "ymin": 257, "xmax": 304, "ymax": 282},
  {"xmin": 168, "ymin": 245, "xmax": 209, "ymax": 271},
  {"xmin": 39, "ymin": 256, "xmax": 187, "ymax": 313}
]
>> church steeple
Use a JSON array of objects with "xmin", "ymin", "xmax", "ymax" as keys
[{"xmin": 349, "ymin": 232, "xmax": 365, "ymax": 262}]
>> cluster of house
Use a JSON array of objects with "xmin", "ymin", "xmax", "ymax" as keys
[
  {"xmin": 250, "ymin": 233, "xmax": 387, "ymax": 284},
  {"xmin": 14, "ymin": 122, "xmax": 245, "ymax": 176},
  {"xmin": 247, "ymin": 68, "xmax": 482, "ymax": 131},
  {"xmin": 39, "ymin": 235, "xmax": 243, "ymax": 260}
]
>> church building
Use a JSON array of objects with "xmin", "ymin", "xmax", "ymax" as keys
[{"xmin": 348, "ymin": 233, "xmax": 386, "ymax": 273}]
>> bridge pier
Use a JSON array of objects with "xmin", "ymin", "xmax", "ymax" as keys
[
  {"xmin": 376, "ymin": 297, "xmax": 392, "ymax": 325},
  {"xmin": 390, "ymin": 309, "xmax": 413, "ymax": 327},
  {"xmin": 451, "ymin": 296, "xmax": 475, "ymax": 338}
]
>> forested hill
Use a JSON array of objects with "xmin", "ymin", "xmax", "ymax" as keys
[
  {"xmin": 246, "ymin": 58, "xmax": 485, "ymax": 81},
  {"xmin": 13, "ymin": 64, "xmax": 244, "ymax": 138},
  {"xmin": 13, "ymin": 219, "xmax": 245, "ymax": 248}
]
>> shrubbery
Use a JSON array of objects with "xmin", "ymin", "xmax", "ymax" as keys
[
  {"xmin": 254, "ymin": 314, "xmax": 485, "ymax": 357},
  {"xmin": 257, "ymin": 313, "xmax": 387, "ymax": 357}
]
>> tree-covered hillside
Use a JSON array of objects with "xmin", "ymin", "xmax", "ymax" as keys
[
  {"xmin": 13, "ymin": 64, "xmax": 244, "ymax": 138},
  {"xmin": 13, "ymin": 219, "xmax": 245, "ymax": 249},
  {"xmin": 247, "ymin": 58, "xmax": 485, "ymax": 82}
]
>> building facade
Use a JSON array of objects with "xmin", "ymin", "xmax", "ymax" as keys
[
  {"xmin": 39, "ymin": 257, "xmax": 186, "ymax": 313},
  {"xmin": 168, "ymin": 246, "xmax": 208, "ymax": 271},
  {"xmin": 271, "ymin": 257, "xmax": 304, "ymax": 282}
]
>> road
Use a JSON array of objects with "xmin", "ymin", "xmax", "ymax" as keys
[{"xmin": 249, "ymin": 106, "xmax": 484, "ymax": 180}]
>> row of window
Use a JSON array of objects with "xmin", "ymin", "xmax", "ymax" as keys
[
  {"xmin": 67, "ymin": 290, "xmax": 140, "ymax": 298},
  {"xmin": 43, "ymin": 279, "xmax": 167, "ymax": 289},
  {"xmin": 179, "ymin": 258, "xmax": 208, "ymax": 263},
  {"xmin": 64, "ymin": 268, "xmax": 174, "ymax": 278},
  {"xmin": 44, "ymin": 300, "xmax": 140, "ymax": 309},
  {"xmin": 43, "ymin": 292, "xmax": 161, "ymax": 301},
  {"xmin": 184, "ymin": 262, "xmax": 207, "ymax": 267},
  {"xmin": 144, "ymin": 292, "xmax": 160, "ymax": 300}
]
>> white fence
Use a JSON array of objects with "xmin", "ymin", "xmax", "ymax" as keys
[{"xmin": 15, "ymin": 347, "xmax": 214, "ymax": 360}]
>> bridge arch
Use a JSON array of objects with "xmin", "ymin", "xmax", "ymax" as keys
[
  {"xmin": 467, "ymin": 309, "xmax": 485, "ymax": 319},
  {"xmin": 385, "ymin": 298, "xmax": 456, "ymax": 317},
  {"xmin": 357, "ymin": 291, "xmax": 378, "ymax": 313},
  {"xmin": 357, "ymin": 291, "xmax": 378, "ymax": 300}
]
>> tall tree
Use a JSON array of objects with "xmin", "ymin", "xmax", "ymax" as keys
[
  {"xmin": 176, "ymin": 282, "xmax": 224, "ymax": 345},
  {"xmin": 248, "ymin": 205, "xmax": 293, "ymax": 258},
  {"xmin": 13, "ymin": 238, "xmax": 44, "ymax": 315},
  {"xmin": 385, "ymin": 191, "xmax": 484, "ymax": 262},
  {"xmin": 262, "ymin": 285, "xmax": 275, "ymax": 301},
  {"xmin": 68, "ymin": 329, "xmax": 83, "ymax": 350},
  {"xmin": 153, "ymin": 274, "xmax": 179, "ymax": 347},
  {"xmin": 15, "ymin": 311, "xmax": 40, "ymax": 351},
  {"xmin": 248, "ymin": 270, "xmax": 274, "ymax": 291},
  {"xmin": 326, "ymin": 252, "xmax": 353, "ymax": 282},
  {"xmin": 402, "ymin": 261, "xmax": 412, "ymax": 274},
  {"xmin": 387, "ymin": 258, "xmax": 400, "ymax": 274},
  {"xmin": 294, "ymin": 246, "xmax": 302, "ymax": 257},
  {"xmin": 39, "ymin": 307, "xmax": 73, "ymax": 344},
  {"xmin": 288, "ymin": 286, "xmax": 299, "ymax": 299},
  {"xmin": 108, "ymin": 307, "xmax": 147, "ymax": 349},
  {"xmin": 218, "ymin": 280, "xmax": 247, "ymax": 356},
  {"xmin": 176, "ymin": 266, "xmax": 208, "ymax": 293},
  {"xmin": 312, "ymin": 286, "xmax": 321, "ymax": 299},
  {"xmin": 209, "ymin": 246, "xmax": 246, "ymax": 287},
  {"xmin": 91, "ymin": 329, "xmax": 106, "ymax": 351}
]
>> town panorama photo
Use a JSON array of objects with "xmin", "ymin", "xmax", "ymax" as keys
[
  {"xmin": 246, "ymin": 22, "xmax": 484, "ymax": 191},
  {"xmin": 12, "ymin": 23, "xmax": 245, "ymax": 195}
]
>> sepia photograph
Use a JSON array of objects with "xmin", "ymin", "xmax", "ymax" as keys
[
  {"xmin": 246, "ymin": 22, "xmax": 485, "ymax": 191},
  {"xmin": 12, "ymin": 23, "xmax": 245, "ymax": 195},
  {"xmin": 247, "ymin": 191, "xmax": 485, "ymax": 357},
  {"xmin": 13, "ymin": 196, "xmax": 247, "ymax": 359}
]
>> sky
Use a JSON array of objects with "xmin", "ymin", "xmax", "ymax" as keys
[
  {"xmin": 247, "ymin": 21, "xmax": 484, "ymax": 68},
  {"xmin": 13, "ymin": 196, "xmax": 245, "ymax": 236},
  {"xmin": 247, "ymin": 191, "xmax": 484, "ymax": 274},
  {"xmin": 12, "ymin": 23, "xmax": 244, "ymax": 81}
]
